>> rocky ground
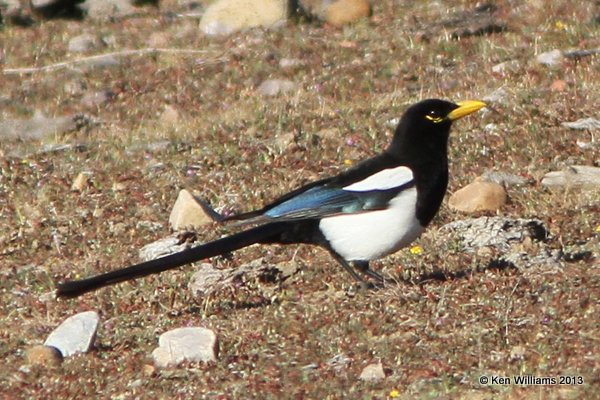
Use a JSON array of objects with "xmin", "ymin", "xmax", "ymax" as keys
[{"xmin": 1, "ymin": 0, "xmax": 599, "ymax": 398}]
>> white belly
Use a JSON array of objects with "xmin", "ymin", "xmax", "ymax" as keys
[{"xmin": 318, "ymin": 187, "xmax": 424, "ymax": 261}]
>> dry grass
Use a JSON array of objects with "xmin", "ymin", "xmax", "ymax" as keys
[{"xmin": 1, "ymin": 0, "xmax": 598, "ymax": 398}]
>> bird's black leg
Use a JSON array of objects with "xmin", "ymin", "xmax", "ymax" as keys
[
  {"xmin": 328, "ymin": 250, "xmax": 367, "ymax": 284},
  {"xmin": 352, "ymin": 261, "xmax": 385, "ymax": 285}
]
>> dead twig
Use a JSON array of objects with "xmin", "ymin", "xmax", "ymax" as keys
[{"xmin": 3, "ymin": 48, "xmax": 227, "ymax": 75}]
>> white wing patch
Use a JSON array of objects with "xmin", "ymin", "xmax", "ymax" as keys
[{"xmin": 343, "ymin": 166, "xmax": 414, "ymax": 192}]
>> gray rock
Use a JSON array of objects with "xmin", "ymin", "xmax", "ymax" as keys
[
  {"xmin": 138, "ymin": 235, "xmax": 193, "ymax": 262},
  {"xmin": 188, "ymin": 263, "xmax": 227, "ymax": 296},
  {"xmin": 2, "ymin": 0, "xmax": 22, "ymax": 17},
  {"xmin": 80, "ymin": 54, "xmax": 121, "ymax": 70},
  {"xmin": 482, "ymin": 87, "xmax": 510, "ymax": 104},
  {"xmin": 68, "ymin": 34, "xmax": 101, "ymax": 53},
  {"xmin": 189, "ymin": 258, "xmax": 301, "ymax": 296},
  {"xmin": 199, "ymin": 0, "xmax": 288, "ymax": 36},
  {"xmin": 44, "ymin": 311, "xmax": 100, "ymax": 357},
  {"xmin": 481, "ymin": 170, "xmax": 528, "ymax": 186},
  {"xmin": 152, "ymin": 327, "xmax": 218, "ymax": 368},
  {"xmin": 268, "ymin": 131, "xmax": 296, "ymax": 154},
  {"xmin": 439, "ymin": 217, "xmax": 568, "ymax": 270},
  {"xmin": 441, "ymin": 217, "xmax": 549, "ymax": 254},
  {"xmin": 78, "ymin": 0, "xmax": 137, "ymax": 20},
  {"xmin": 359, "ymin": 362, "xmax": 386, "ymax": 381},
  {"xmin": 541, "ymin": 165, "xmax": 600, "ymax": 188},
  {"xmin": 327, "ymin": 353, "xmax": 352, "ymax": 372},
  {"xmin": 491, "ymin": 60, "xmax": 519, "ymax": 74},
  {"xmin": 279, "ymin": 58, "xmax": 303, "ymax": 69},
  {"xmin": 562, "ymin": 117, "xmax": 600, "ymax": 130},
  {"xmin": 257, "ymin": 79, "xmax": 297, "ymax": 96},
  {"xmin": 563, "ymin": 48, "xmax": 600, "ymax": 60},
  {"xmin": 80, "ymin": 90, "xmax": 113, "ymax": 108},
  {"xmin": 536, "ymin": 49, "xmax": 563, "ymax": 67},
  {"xmin": 0, "ymin": 111, "xmax": 82, "ymax": 141}
]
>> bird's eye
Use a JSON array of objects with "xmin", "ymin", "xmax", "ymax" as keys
[{"xmin": 425, "ymin": 110, "xmax": 444, "ymax": 123}]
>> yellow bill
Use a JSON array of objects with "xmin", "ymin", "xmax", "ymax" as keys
[{"xmin": 447, "ymin": 100, "xmax": 487, "ymax": 121}]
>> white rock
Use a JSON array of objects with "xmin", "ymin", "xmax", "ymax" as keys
[
  {"xmin": 80, "ymin": 90, "xmax": 113, "ymax": 108},
  {"xmin": 257, "ymin": 79, "xmax": 296, "ymax": 96},
  {"xmin": 562, "ymin": 118, "xmax": 600, "ymax": 130},
  {"xmin": 279, "ymin": 58, "xmax": 303, "ymax": 69},
  {"xmin": 491, "ymin": 60, "xmax": 519, "ymax": 74},
  {"xmin": 152, "ymin": 327, "xmax": 218, "ymax": 368},
  {"xmin": 188, "ymin": 263, "xmax": 227, "ymax": 296},
  {"xmin": 78, "ymin": 0, "xmax": 137, "ymax": 20},
  {"xmin": 199, "ymin": 0, "xmax": 288, "ymax": 36},
  {"xmin": 481, "ymin": 170, "xmax": 527, "ymax": 186},
  {"xmin": 68, "ymin": 34, "xmax": 100, "ymax": 53},
  {"xmin": 0, "ymin": 111, "xmax": 80, "ymax": 141},
  {"xmin": 31, "ymin": 0, "xmax": 58, "ymax": 7},
  {"xmin": 483, "ymin": 87, "xmax": 509, "ymax": 104},
  {"xmin": 536, "ymin": 49, "xmax": 563, "ymax": 67},
  {"xmin": 541, "ymin": 165, "xmax": 600, "ymax": 188},
  {"xmin": 44, "ymin": 311, "xmax": 100, "ymax": 357},
  {"xmin": 138, "ymin": 235, "xmax": 192, "ymax": 262},
  {"xmin": 359, "ymin": 362, "xmax": 386, "ymax": 381}
]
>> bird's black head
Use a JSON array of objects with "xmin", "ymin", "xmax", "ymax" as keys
[{"xmin": 386, "ymin": 99, "xmax": 486, "ymax": 159}]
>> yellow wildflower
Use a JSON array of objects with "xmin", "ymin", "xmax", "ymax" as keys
[
  {"xmin": 555, "ymin": 21, "xmax": 567, "ymax": 30},
  {"xmin": 389, "ymin": 389, "xmax": 400, "ymax": 398},
  {"xmin": 409, "ymin": 245, "xmax": 423, "ymax": 255}
]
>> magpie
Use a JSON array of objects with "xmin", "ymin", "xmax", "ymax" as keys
[{"xmin": 56, "ymin": 99, "xmax": 486, "ymax": 298}]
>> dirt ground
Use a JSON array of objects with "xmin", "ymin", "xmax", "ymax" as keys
[{"xmin": 1, "ymin": 0, "xmax": 598, "ymax": 398}]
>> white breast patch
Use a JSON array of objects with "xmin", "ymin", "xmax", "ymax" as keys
[
  {"xmin": 318, "ymin": 187, "xmax": 424, "ymax": 261},
  {"xmin": 343, "ymin": 166, "xmax": 413, "ymax": 192}
]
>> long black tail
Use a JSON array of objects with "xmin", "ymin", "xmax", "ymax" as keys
[{"xmin": 56, "ymin": 222, "xmax": 289, "ymax": 298}]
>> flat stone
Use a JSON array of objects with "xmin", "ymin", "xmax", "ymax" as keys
[
  {"xmin": 491, "ymin": 60, "xmax": 519, "ymax": 74},
  {"xmin": 481, "ymin": 170, "xmax": 528, "ymax": 186},
  {"xmin": 78, "ymin": 0, "xmax": 137, "ymax": 20},
  {"xmin": 199, "ymin": 0, "xmax": 288, "ymax": 36},
  {"xmin": 139, "ymin": 235, "xmax": 193, "ymax": 262},
  {"xmin": 152, "ymin": 327, "xmax": 218, "ymax": 368},
  {"xmin": 482, "ymin": 87, "xmax": 510, "ymax": 104},
  {"xmin": 68, "ymin": 33, "xmax": 100, "ymax": 53},
  {"xmin": 359, "ymin": 362, "xmax": 386, "ymax": 381},
  {"xmin": 44, "ymin": 311, "xmax": 99, "ymax": 357},
  {"xmin": 269, "ymin": 131, "xmax": 296, "ymax": 153},
  {"xmin": 536, "ymin": 49, "xmax": 563, "ymax": 67},
  {"xmin": 189, "ymin": 257, "xmax": 300, "ymax": 296},
  {"xmin": 169, "ymin": 189, "xmax": 214, "ymax": 230},
  {"xmin": 562, "ymin": 117, "xmax": 600, "ymax": 130},
  {"xmin": 188, "ymin": 263, "xmax": 227, "ymax": 296},
  {"xmin": 0, "ymin": 111, "xmax": 81, "ymax": 141},
  {"xmin": 327, "ymin": 353, "xmax": 352, "ymax": 372},
  {"xmin": 257, "ymin": 79, "xmax": 296, "ymax": 96},
  {"xmin": 448, "ymin": 180, "xmax": 507, "ymax": 212},
  {"xmin": 541, "ymin": 165, "xmax": 600, "ymax": 188},
  {"xmin": 441, "ymin": 217, "xmax": 549, "ymax": 254},
  {"xmin": 80, "ymin": 90, "xmax": 113, "ymax": 108}
]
